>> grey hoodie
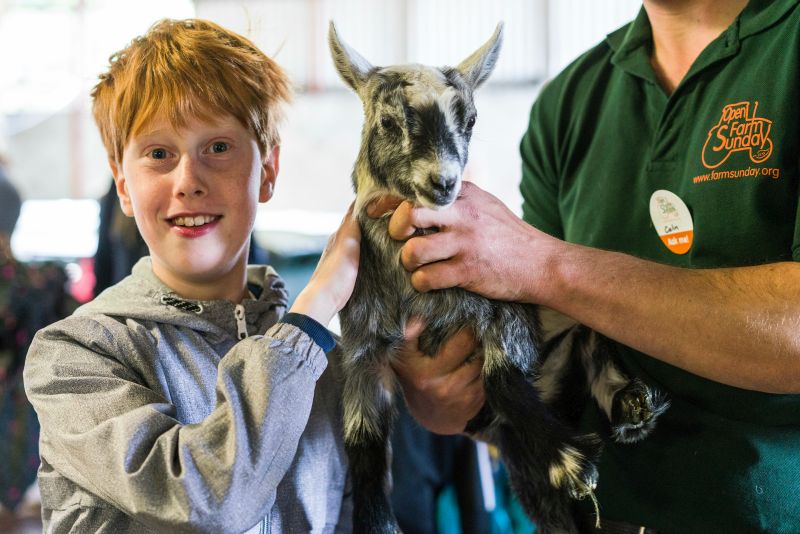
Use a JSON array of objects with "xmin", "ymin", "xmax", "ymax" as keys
[{"xmin": 23, "ymin": 258, "xmax": 352, "ymax": 533}]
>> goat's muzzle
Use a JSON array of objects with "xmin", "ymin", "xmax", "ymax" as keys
[{"xmin": 424, "ymin": 173, "xmax": 460, "ymax": 207}]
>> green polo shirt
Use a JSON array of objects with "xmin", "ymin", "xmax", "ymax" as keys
[{"xmin": 520, "ymin": 1, "xmax": 800, "ymax": 532}]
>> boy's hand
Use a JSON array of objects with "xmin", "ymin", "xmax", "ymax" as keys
[
  {"xmin": 290, "ymin": 204, "xmax": 360, "ymax": 326},
  {"xmin": 392, "ymin": 317, "xmax": 485, "ymax": 435}
]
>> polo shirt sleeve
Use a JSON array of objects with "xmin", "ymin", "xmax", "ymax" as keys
[{"xmin": 519, "ymin": 81, "xmax": 564, "ymax": 239}]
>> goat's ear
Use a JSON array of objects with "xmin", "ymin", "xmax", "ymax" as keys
[
  {"xmin": 328, "ymin": 21, "xmax": 373, "ymax": 93},
  {"xmin": 455, "ymin": 22, "xmax": 504, "ymax": 90}
]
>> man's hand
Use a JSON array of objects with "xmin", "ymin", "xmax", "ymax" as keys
[
  {"xmin": 366, "ymin": 196, "xmax": 404, "ymax": 218},
  {"xmin": 387, "ymin": 181, "xmax": 556, "ymax": 304},
  {"xmin": 391, "ymin": 318, "xmax": 485, "ymax": 435}
]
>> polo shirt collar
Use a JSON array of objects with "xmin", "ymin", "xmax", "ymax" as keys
[
  {"xmin": 739, "ymin": 0, "xmax": 800, "ymax": 39},
  {"xmin": 606, "ymin": 7, "xmax": 658, "ymax": 84},
  {"xmin": 606, "ymin": 0, "xmax": 799, "ymax": 87}
]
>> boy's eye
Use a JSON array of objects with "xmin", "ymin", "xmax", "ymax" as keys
[
  {"xmin": 210, "ymin": 142, "xmax": 229, "ymax": 153},
  {"xmin": 150, "ymin": 148, "xmax": 168, "ymax": 159}
]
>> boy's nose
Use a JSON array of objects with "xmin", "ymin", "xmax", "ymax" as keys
[{"xmin": 174, "ymin": 157, "xmax": 207, "ymax": 198}]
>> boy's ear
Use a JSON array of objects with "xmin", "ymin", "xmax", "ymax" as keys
[
  {"xmin": 259, "ymin": 145, "xmax": 280, "ymax": 203},
  {"xmin": 109, "ymin": 158, "xmax": 135, "ymax": 217}
]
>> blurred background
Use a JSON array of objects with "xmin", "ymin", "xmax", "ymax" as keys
[{"xmin": 0, "ymin": 1, "xmax": 641, "ymax": 533}]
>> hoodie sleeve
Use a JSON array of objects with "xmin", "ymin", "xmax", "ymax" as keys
[{"xmin": 24, "ymin": 315, "xmax": 328, "ymax": 534}]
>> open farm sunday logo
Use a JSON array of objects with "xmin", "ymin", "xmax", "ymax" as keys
[{"xmin": 701, "ymin": 101, "xmax": 773, "ymax": 169}]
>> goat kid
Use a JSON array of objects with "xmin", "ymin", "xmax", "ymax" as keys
[{"xmin": 329, "ymin": 22, "xmax": 668, "ymax": 534}]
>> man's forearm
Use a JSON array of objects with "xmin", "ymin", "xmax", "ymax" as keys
[{"xmin": 541, "ymin": 242, "xmax": 800, "ymax": 393}]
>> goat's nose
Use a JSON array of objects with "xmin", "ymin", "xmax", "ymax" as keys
[{"xmin": 428, "ymin": 174, "xmax": 457, "ymax": 194}]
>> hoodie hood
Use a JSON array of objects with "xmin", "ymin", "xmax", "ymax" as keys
[{"xmin": 79, "ymin": 258, "xmax": 289, "ymax": 343}]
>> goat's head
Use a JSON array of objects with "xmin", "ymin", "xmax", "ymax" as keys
[{"xmin": 329, "ymin": 22, "xmax": 503, "ymax": 212}]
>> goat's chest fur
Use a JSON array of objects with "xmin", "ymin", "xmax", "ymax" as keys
[{"xmin": 341, "ymin": 214, "xmax": 536, "ymax": 377}]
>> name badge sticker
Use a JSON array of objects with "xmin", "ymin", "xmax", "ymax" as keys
[{"xmin": 649, "ymin": 190, "xmax": 694, "ymax": 255}]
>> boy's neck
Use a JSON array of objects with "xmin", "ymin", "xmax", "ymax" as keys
[
  {"xmin": 152, "ymin": 259, "xmax": 251, "ymax": 304},
  {"xmin": 644, "ymin": 0, "xmax": 748, "ymax": 94}
]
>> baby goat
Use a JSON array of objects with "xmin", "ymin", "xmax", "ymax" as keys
[{"xmin": 329, "ymin": 22, "xmax": 668, "ymax": 534}]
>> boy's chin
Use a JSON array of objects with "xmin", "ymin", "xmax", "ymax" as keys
[{"xmin": 151, "ymin": 252, "xmax": 247, "ymax": 288}]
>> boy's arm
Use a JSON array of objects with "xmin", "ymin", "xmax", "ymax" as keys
[{"xmin": 24, "ymin": 315, "xmax": 327, "ymax": 534}]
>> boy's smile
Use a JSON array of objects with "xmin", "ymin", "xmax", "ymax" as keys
[
  {"xmin": 110, "ymin": 113, "xmax": 278, "ymax": 301},
  {"xmin": 168, "ymin": 214, "xmax": 222, "ymax": 238}
]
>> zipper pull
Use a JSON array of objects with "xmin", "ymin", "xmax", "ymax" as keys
[{"xmin": 235, "ymin": 304, "xmax": 248, "ymax": 340}]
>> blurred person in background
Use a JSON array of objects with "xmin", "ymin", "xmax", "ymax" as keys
[
  {"xmin": 93, "ymin": 179, "xmax": 149, "ymax": 297},
  {"xmin": 0, "ymin": 156, "xmax": 76, "ymax": 530}
]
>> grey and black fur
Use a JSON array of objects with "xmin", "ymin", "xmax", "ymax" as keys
[{"xmin": 329, "ymin": 22, "xmax": 669, "ymax": 534}]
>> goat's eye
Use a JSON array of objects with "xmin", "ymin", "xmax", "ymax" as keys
[
  {"xmin": 466, "ymin": 116, "xmax": 477, "ymax": 130},
  {"xmin": 380, "ymin": 115, "xmax": 395, "ymax": 130}
]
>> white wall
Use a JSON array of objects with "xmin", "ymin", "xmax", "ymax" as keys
[
  {"xmin": 546, "ymin": 0, "xmax": 641, "ymax": 74},
  {"xmin": 194, "ymin": 0, "xmax": 547, "ymax": 89}
]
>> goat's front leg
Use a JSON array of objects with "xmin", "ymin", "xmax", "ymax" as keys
[{"xmin": 342, "ymin": 344, "xmax": 400, "ymax": 534}]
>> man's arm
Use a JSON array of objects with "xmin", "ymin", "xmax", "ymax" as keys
[{"xmin": 392, "ymin": 181, "xmax": 800, "ymax": 394}]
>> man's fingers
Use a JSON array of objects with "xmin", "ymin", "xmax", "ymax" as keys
[
  {"xmin": 386, "ymin": 201, "xmax": 418, "ymax": 240},
  {"xmin": 387, "ymin": 202, "xmax": 461, "ymax": 240},
  {"xmin": 402, "ymin": 357, "xmax": 485, "ymax": 435},
  {"xmin": 410, "ymin": 260, "xmax": 465, "ymax": 292},
  {"xmin": 400, "ymin": 232, "xmax": 460, "ymax": 271},
  {"xmin": 402, "ymin": 316, "xmax": 427, "ymax": 348},
  {"xmin": 366, "ymin": 196, "xmax": 404, "ymax": 218},
  {"xmin": 441, "ymin": 327, "xmax": 479, "ymax": 364}
]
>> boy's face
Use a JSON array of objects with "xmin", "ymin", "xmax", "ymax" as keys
[{"xmin": 111, "ymin": 113, "xmax": 277, "ymax": 300}]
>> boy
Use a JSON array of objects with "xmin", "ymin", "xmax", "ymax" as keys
[{"xmin": 24, "ymin": 18, "xmax": 359, "ymax": 533}]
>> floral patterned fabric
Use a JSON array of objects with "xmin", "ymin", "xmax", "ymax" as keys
[{"xmin": 0, "ymin": 258, "xmax": 75, "ymax": 510}]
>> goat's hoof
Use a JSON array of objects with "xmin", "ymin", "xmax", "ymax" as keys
[
  {"xmin": 611, "ymin": 379, "xmax": 670, "ymax": 444},
  {"xmin": 568, "ymin": 470, "xmax": 598, "ymax": 500},
  {"xmin": 548, "ymin": 441, "xmax": 599, "ymax": 500}
]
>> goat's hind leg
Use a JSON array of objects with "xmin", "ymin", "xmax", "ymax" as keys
[
  {"xmin": 480, "ymin": 356, "xmax": 599, "ymax": 533},
  {"xmin": 476, "ymin": 312, "xmax": 601, "ymax": 533},
  {"xmin": 342, "ymin": 343, "xmax": 401, "ymax": 534}
]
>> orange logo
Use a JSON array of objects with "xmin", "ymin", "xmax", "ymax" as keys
[{"xmin": 701, "ymin": 101, "xmax": 773, "ymax": 169}]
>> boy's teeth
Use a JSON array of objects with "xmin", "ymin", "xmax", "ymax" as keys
[{"xmin": 174, "ymin": 215, "xmax": 216, "ymax": 227}]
